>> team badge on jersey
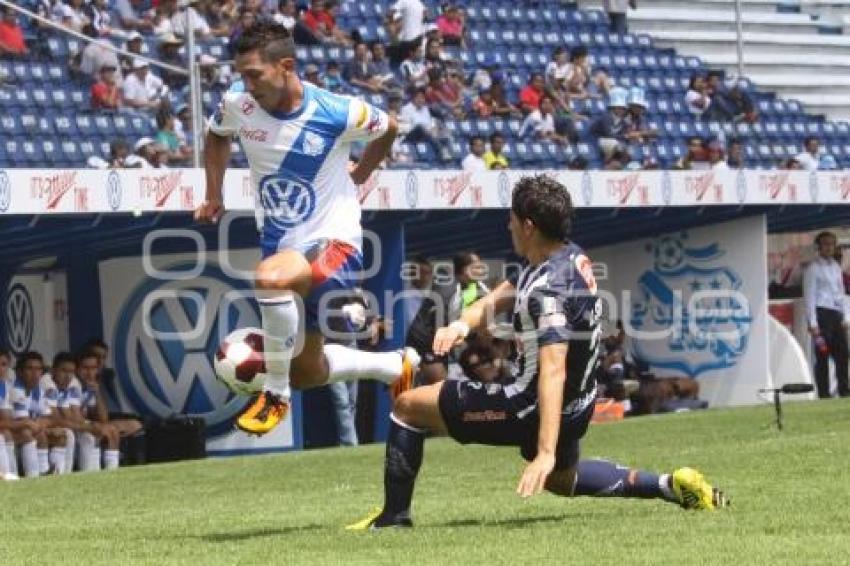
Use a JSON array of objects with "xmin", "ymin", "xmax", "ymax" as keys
[{"xmin": 303, "ymin": 131, "xmax": 325, "ymax": 156}]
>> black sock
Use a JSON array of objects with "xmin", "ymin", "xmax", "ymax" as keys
[
  {"xmin": 573, "ymin": 459, "xmax": 676, "ymax": 502},
  {"xmin": 378, "ymin": 415, "xmax": 425, "ymax": 524}
]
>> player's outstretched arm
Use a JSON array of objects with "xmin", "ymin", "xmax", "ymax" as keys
[
  {"xmin": 350, "ymin": 114, "xmax": 398, "ymax": 185},
  {"xmin": 433, "ymin": 280, "xmax": 516, "ymax": 355},
  {"xmin": 517, "ymin": 342, "xmax": 568, "ymax": 498},
  {"xmin": 195, "ymin": 131, "xmax": 232, "ymax": 224}
]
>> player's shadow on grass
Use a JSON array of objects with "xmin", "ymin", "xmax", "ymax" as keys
[
  {"xmin": 200, "ymin": 525, "xmax": 323, "ymax": 542},
  {"xmin": 435, "ymin": 513, "xmax": 580, "ymax": 529}
]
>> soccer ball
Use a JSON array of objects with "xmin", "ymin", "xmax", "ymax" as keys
[{"xmin": 214, "ymin": 327, "xmax": 267, "ymax": 395}]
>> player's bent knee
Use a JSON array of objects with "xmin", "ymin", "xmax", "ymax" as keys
[{"xmin": 392, "ymin": 390, "xmax": 420, "ymax": 423}]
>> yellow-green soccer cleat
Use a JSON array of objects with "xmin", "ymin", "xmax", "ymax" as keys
[
  {"xmin": 345, "ymin": 508, "xmax": 383, "ymax": 531},
  {"xmin": 345, "ymin": 508, "xmax": 413, "ymax": 530},
  {"xmin": 671, "ymin": 467, "xmax": 729, "ymax": 510}
]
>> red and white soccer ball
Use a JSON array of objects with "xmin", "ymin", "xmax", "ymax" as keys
[{"xmin": 214, "ymin": 327, "xmax": 267, "ymax": 395}]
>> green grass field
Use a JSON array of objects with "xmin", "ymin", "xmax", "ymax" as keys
[{"xmin": 3, "ymin": 399, "xmax": 849, "ymax": 565}]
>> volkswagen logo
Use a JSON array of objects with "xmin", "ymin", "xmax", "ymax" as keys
[
  {"xmin": 497, "ymin": 172, "xmax": 511, "ymax": 207},
  {"xmin": 0, "ymin": 170, "xmax": 10, "ymax": 212},
  {"xmin": 580, "ymin": 171, "xmax": 593, "ymax": 206},
  {"xmin": 404, "ymin": 171, "xmax": 418, "ymax": 208},
  {"xmin": 107, "ymin": 170, "xmax": 122, "ymax": 211},
  {"xmin": 259, "ymin": 174, "xmax": 317, "ymax": 229},
  {"xmin": 661, "ymin": 171, "xmax": 673, "ymax": 205},
  {"xmin": 113, "ymin": 265, "xmax": 260, "ymax": 436},
  {"xmin": 5, "ymin": 283, "xmax": 33, "ymax": 356},
  {"xmin": 735, "ymin": 170, "xmax": 748, "ymax": 204},
  {"xmin": 808, "ymin": 171, "xmax": 819, "ymax": 203}
]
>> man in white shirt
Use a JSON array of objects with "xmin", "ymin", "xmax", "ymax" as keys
[
  {"xmin": 461, "ymin": 136, "xmax": 487, "ymax": 172},
  {"xmin": 122, "ymin": 59, "xmax": 168, "ymax": 112},
  {"xmin": 795, "ymin": 136, "xmax": 821, "ymax": 172},
  {"xmin": 388, "ymin": 0, "xmax": 425, "ymax": 65},
  {"xmin": 803, "ymin": 231, "xmax": 849, "ymax": 398}
]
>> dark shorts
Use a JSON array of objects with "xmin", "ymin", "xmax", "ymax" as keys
[{"xmin": 438, "ymin": 379, "xmax": 596, "ymax": 470}]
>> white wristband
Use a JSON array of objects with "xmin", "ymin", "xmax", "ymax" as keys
[{"xmin": 449, "ymin": 320, "xmax": 470, "ymax": 339}]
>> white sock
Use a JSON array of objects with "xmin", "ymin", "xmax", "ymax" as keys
[
  {"xmin": 38, "ymin": 448, "xmax": 49, "ymax": 474},
  {"xmin": 65, "ymin": 430, "xmax": 76, "ymax": 473},
  {"xmin": 0, "ymin": 437, "xmax": 9, "ymax": 476},
  {"xmin": 5, "ymin": 442, "xmax": 17, "ymax": 476},
  {"xmin": 104, "ymin": 449, "xmax": 119, "ymax": 471},
  {"xmin": 259, "ymin": 296, "xmax": 298, "ymax": 400},
  {"xmin": 659, "ymin": 474, "xmax": 676, "ymax": 501},
  {"xmin": 78, "ymin": 433, "xmax": 101, "ymax": 472},
  {"xmin": 49, "ymin": 447, "xmax": 67, "ymax": 475},
  {"xmin": 22, "ymin": 441, "xmax": 40, "ymax": 478},
  {"xmin": 325, "ymin": 344, "xmax": 403, "ymax": 385}
]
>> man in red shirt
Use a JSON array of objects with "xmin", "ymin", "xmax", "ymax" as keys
[
  {"xmin": 0, "ymin": 6, "xmax": 28, "ymax": 57},
  {"xmin": 302, "ymin": 0, "xmax": 350, "ymax": 44},
  {"xmin": 519, "ymin": 73, "xmax": 545, "ymax": 114},
  {"xmin": 91, "ymin": 64, "xmax": 122, "ymax": 111}
]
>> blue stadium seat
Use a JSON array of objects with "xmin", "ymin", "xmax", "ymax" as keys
[
  {"xmin": 21, "ymin": 140, "xmax": 44, "ymax": 165},
  {"xmin": 3, "ymin": 140, "xmax": 22, "ymax": 166},
  {"xmin": 414, "ymin": 142, "xmax": 436, "ymax": 164},
  {"xmin": 60, "ymin": 140, "xmax": 80, "ymax": 165},
  {"xmin": 75, "ymin": 115, "xmax": 95, "ymax": 136},
  {"xmin": 0, "ymin": 114, "xmax": 22, "ymax": 136},
  {"xmin": 41, "ymin": 140, "xmax": 59, "ymax": 166},
  {"xmin": 94, "ymin": 114, "xmax": 114, "ymax": 135},
  {"xmin": 54, "ymin": 115, "xmax": 76, "ymax": 137}
]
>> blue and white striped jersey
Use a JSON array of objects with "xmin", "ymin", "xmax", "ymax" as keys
[
  {"xmin": 11, "ymin": 376, "xmax": 52, "ymax": 419},
  {"xmin": 208, "ymin": 81, "xmax": 390, "ymax": 253}
]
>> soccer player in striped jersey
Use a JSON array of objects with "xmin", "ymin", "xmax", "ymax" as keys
[
  {"xmin": 349, "ymin": 176, "xmax": 727, "ymax": 530},
  {"xmin": 0, "ymin": 349, "xmax": 20, "ymax": 480},
  {"xmin": 195, "ymin": 21, "xmax": 418, "ymax": 435},
  {"xmin": 9, "ymin": 352, "xmax": 68, "ymax": 476}
]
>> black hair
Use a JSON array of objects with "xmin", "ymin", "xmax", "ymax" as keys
[
  {"xmin": 570, "ymin": 45, "xmax": 588, "ymax": 61},
  {"xmin": 804, "ymin": 135, "xmax": 819, "ymax": 147},
  {"xmin": 815, "ymin": 231, "xmax": 836, "ymax": 246},
  {"xmin": 688, "ymin": 74, "xmax": 703, "ymax": 91},
  {"xmin": 82, "ymin": 338, "xmax": 108, "ymax": 351},
  {"xmin": 410, "ymin": 253, "xmax": 431, "ymax": 266},
  {"xmin": 489, "ymin": 132, "xmax": 504, "ymax": 143},
  {"xmin": 16, "ymin": 351, "xmax": 44, "ymax": 371},
  {"xmin": 235, "ymin": 21, "xmax": 296, "ymax": 62},
  {"xmin": 0, "ymin": 347, "xmax": 10, "ymax": 360},
  {"xmin": 469, "ymin": 135, "xmax": 484, "ymax": 148},
  {"xmin": 511, "ymin": 175, "xmax": 573, "ymax": 241},
  {"xmin": 77, "ymin": 350, "xmax": 100, "ymax": 365},
  {"xmin": 453, "ymin": 252, "xmax": 480, "ymax": 274},
  {"xmin": 53, "ymin": 351, "xmax": 76, "ymax": 369}
]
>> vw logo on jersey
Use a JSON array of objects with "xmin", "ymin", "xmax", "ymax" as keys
[
  {"xmin": 107, "ymin": 170, "xmax": 122, "ymax": 211},
  {"xmin": 404, "ymin": 171, "xmax": 419, "ymax": 208},
  {"xmin": 580, "ymin": 171, "xmax": 593, "ymax": 206},
  {"xmin": 259, "ymin": 174, "xmax": 317, "ymax": 229},
  {"xmin": 735, "ymin": 170, "xmax": 748, "ymax": 204},
  {"xmin": 5, "ymin": 283, "xmax": 34, "ymax": 356},
  {"xmin": 113, "ymin": 265, "xmax": 260, "ymax": 436},
  {"xmin": 0, "ymin": 170, "xmax": 10, "ymax": 212},
  {"xmin": 497, "ymin": 172, "xmax": 511, "ymax": 207}
]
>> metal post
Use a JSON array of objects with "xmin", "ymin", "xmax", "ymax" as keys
[
  {"xmin": 185, "ymin": 6, "xmax": 201, "ymax": 167},
  {"xmin": 733, "ymin": 0, "xmax": 745, "ymax": 78}
]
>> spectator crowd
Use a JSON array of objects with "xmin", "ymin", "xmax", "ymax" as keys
[{"xmin": 0, "ymin": 0, "xmax": 843, "ymax": 171}]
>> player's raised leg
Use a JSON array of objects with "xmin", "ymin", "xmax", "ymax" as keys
[{"xmin": 239, "ymin": 243, "xmax": 420, "ymax": 436}]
